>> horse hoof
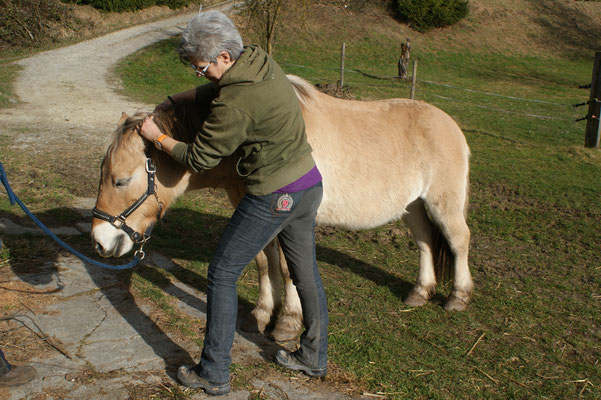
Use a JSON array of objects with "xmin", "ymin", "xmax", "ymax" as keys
[
  {"xmin": 443, "ymin": 294, "xmax": 469, "ymax": 311},
  {"xmin": 269, "ymin": 327, "xmax": 297, "ymax": 342},
  {"xmin": 403, "ymin": 291, "xmax": 429, "ymax": 307},
  {"xmin": 240, "ymin": 312, "xmax": 270, "ymax": 334},
  {"xmin": 269, "ymin": 315, "xmax": 302, "ymax": 342}
]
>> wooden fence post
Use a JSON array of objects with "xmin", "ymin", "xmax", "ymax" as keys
[
  {"xmin": 585, "ymin": 51, "xmax": 601, "ymax": 148},
  {"xmin": 339, "ymin": 42, "xmax": 345, "ymax": 89},
  {"xmin": 410, "ymin": 60, "xmax": 417, "ymax": 99}
]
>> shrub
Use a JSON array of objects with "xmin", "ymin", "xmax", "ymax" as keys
[
  {"xmin": 394, "ymin": 0, "xmax": 469, "ymax": 32},
  {"xmin": 0, "ymin": 0, "xmax": 81, "ymax": 50}
]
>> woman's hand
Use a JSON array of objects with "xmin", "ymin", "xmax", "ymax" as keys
[
  {"xmin": 137, "ymin": 116, "xmax": 177, "ymax": 154},
  {"xmin": 138, "ymin": 116, "xmax": 163, "ymax": 142}
]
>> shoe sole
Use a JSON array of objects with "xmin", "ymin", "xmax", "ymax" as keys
[
  {"xmin": 177, "ymin": 369, "xmax": 230, "ymax": 396},
  {"xmin": 184, "ymin": 382, "xmax": 230, "ymax": 396}
]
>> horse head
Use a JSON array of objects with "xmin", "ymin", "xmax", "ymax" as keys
[{"xmin": 91, "ymin": 111, "xmax": 186, "ymax": 258}]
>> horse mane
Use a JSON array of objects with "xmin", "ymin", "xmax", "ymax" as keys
[
  {"xmin": 106, "ymin": 103, "xmax": 209, "ymax": 162},
  {"xmin": 154, "ymin": 104, "xmax": 206, "ymax": 144},
  {"xmin": 287, "ymin": 74, "xmax": 319, "ymax": 110},
  {"xmin": 106, "ymin": 112, "xmax": 149, "ymax": 162},
  {"xmin": 106, "ymin": 77, "xmax": 314, "ymax": 163}
]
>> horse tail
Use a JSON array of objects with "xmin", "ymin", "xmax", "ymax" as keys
[
  {"xmin": 432, "ymin": 221, "xmax": 454, "ymax": 284},
  {"xmin": 463, "ymin": 160, "xmax": 471, "ymax": 220},
  {"xmin": 287, "ymin": 74, "xmax": 318, "ymax": 109}
]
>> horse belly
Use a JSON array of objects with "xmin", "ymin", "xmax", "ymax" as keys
[
  {"xmin": 315, "ymin": 176, "xmax": 422, "ymax": 230},
  {"xmin": 311, "ymin": 141, "xmax": 424, "ymax": 230}
]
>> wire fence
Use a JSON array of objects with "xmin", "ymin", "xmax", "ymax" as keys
[
  {"xmin": 419, "ymin": 79, "xmax": 566, "ymax": 107},
  {"xmin": 428, "ymin": 94, "xmax": 570, "ymax": 121},
  {"xmin": 280, "ymin": 61, "xmax": 579, "ymax": 122}
]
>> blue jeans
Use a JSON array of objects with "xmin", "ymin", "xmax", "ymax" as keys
[
  {"xmin": 192, "ymin": 182, "xmax": 327, "ymax": 384},
  {"xmin": 0, "ymin": 349, "xmax": 11, "ymax": 376}
]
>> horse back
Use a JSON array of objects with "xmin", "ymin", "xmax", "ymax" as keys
[{"xmin": 290, "ymin": 77, "xmax": 469, "ymax": 229}]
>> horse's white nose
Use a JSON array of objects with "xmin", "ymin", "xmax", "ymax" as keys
[
  {"xmin": 91, "ymin": 222, "xmax": 133, "ymax": 258},
  {"xmin": 93, "ymin": 239, "xmax": 116, "ymax": 257}
]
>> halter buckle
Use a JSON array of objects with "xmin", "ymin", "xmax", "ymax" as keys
[
  {"xmin": 145, "ymin": 158, "xmax": 156, "ymax": 174},
  {"xmin": 111, "ymin": 216, "xmax": 126, "ymax": 229}
]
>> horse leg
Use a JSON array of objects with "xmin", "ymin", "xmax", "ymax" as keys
[
  {"xmin": 427, "ymin": 193, "xmax": 472, "ymax": 311},
  {"xmin": 240, "ymin": 240, "xmax": 282, "ymax": 333},
  {"xmin": 440, "ymin": 213, "xmax": 472, "ymax": 311},
  {"xmin": 226, "ymin": 186, "xmax": 284, "ymax": 333},
  {"xmin": 269, "ymin": 243, "xmax": 303, "ymax": 342},
  {"xmin": 402, "ymin": 199, "xmax": 437, "ymax": 307}
]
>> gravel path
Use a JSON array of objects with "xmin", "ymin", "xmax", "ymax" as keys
[
  {"xmin": 0, "ymin": 3, "xmax": 360, "ymax": 399},
  {"xmin": 1, "ymin": 8, "xmax": 200, "ymax": 149}
]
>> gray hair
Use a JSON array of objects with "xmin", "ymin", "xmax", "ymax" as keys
[{"xmin": 178, "ymin": 11, "xmax": 243, "ymax": 63}]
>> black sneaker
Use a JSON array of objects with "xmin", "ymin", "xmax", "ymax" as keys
[
  {"xmin": 275, "ymin": 350, "xmax": 326, "ymax": 377},
  {"xmin": 177, "ymin": 366, "xmax": 230, "ymax": 396},
  {"xmin": 0, "ymin": 365, "xmax": 36, "ymax": 387}
]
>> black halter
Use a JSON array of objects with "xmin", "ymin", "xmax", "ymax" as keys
[{"xmin": 92, "ymin": 155, "xmax": 162, "ymax": 258}]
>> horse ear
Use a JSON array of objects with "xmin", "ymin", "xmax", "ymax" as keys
[{"xmin": 118, "ymin": 112, "xmax": 128, "ymax": 125}]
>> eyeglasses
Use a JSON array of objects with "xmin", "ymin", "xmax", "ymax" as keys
[{"xmin": 190, "ymin": 62, "xmax": 211, "ymax": 77}]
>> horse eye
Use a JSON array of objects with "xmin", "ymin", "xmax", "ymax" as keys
[{"xmin": 114, "ymin": 177, "xmax": 132, "ymax": 188}]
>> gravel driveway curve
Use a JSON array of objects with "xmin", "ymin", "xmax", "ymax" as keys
[{"xmin": 0, "ymin": 2, "xmax": 235, "ymax": 149}]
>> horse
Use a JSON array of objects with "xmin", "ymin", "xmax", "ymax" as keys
[{"xmin": 91, "ymin": 75, "xmax": 472, "ymax": 341}]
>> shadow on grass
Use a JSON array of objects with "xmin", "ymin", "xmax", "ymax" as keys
[
  {"xmin": 532, "ymin": 0, "xmax": 601, "ymax": 58},
  {"xmin": 316, "ymin": 244, "xmax": 415, "ymax": 300},
  {"xmin": 2, "ymin": 205, "xmax": 417, "ymax": 375}
]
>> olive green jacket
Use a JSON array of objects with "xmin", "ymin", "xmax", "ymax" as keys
[{"xmin": 170, "ymin": 45, "xmax": 315, "ymax": 195}]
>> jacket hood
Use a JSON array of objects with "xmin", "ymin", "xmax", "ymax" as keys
[{"xmin": 218, "ymin": 45, "xmax": 273, "ymax": 88}]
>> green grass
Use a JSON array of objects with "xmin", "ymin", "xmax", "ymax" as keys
[
  {"xmin": 0, "ymin": 59, "xmax": 21, "ymax": 108},
  {"xmin": 110, "ymin": 32, "xmax": 601, "ymax": 398},
  {"xmin": 115, "ymin": 39, "xmax": 199, "ymax": 105}
]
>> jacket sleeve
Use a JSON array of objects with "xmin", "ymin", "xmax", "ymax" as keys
[
  {"xmin": 170, "ymin": 101, "xmax": 255, "ymax": 172},
  {"xmin": 195, "ymin": 83, "xmax": 219, "ymax": 107}
]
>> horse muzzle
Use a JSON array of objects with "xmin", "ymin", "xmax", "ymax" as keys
[
  {"xmin": 92, "ymin": 222, "xmax": 134, "ymax": 258},
  {"xmin": 91, "ymin": 157, "xmax": 160, "ymax": 259}
]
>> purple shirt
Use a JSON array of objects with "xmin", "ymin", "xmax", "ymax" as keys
[{"xmin": 275, "ymin": 165, "xmax": 322, "ymax": 193}]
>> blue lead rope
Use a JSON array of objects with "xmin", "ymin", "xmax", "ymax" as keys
[{"xmin": 0, "ymin": 161, "xmax": 140, "ymax": 270}]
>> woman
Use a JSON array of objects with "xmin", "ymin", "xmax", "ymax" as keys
[{"xmin": 139, "ymin": 11, "xmax": 328, "ymax": 396}]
